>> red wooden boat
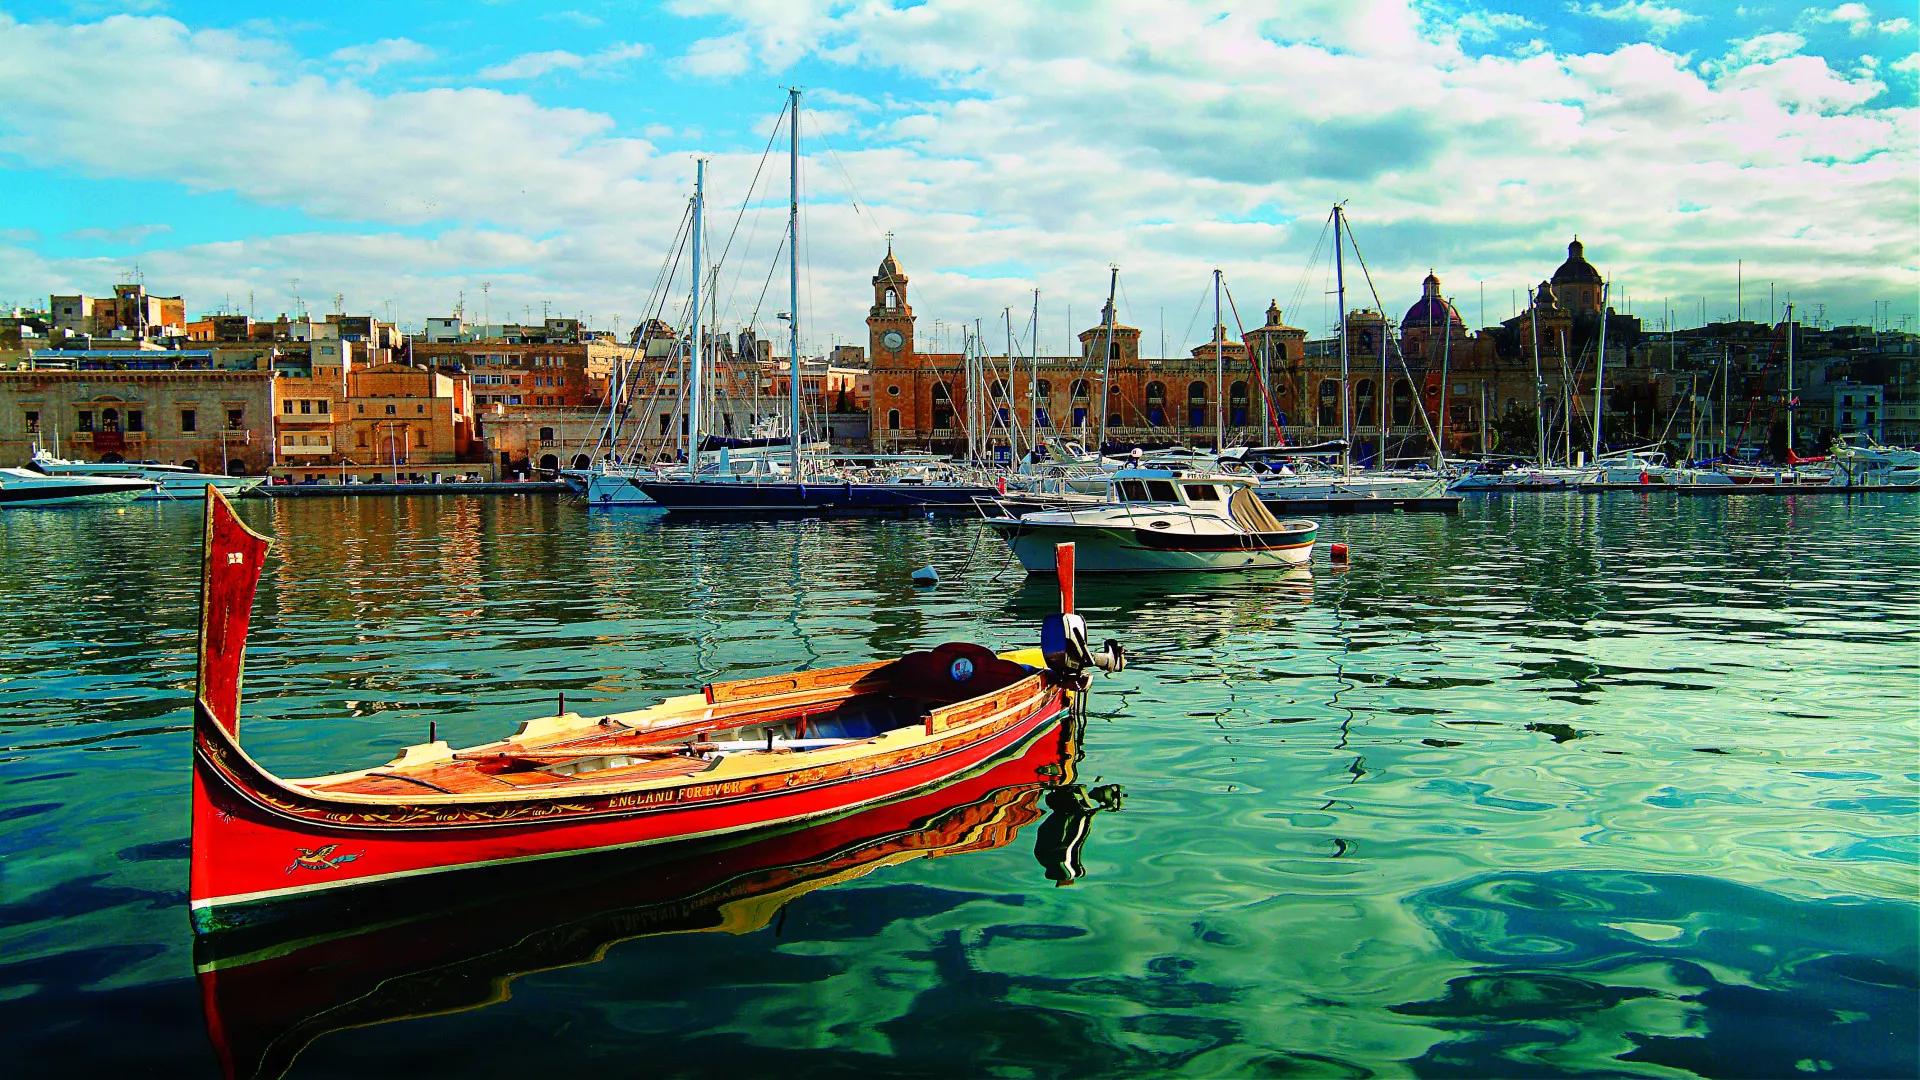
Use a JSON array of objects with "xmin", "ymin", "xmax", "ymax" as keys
[
  {"xmin": 189, "ymin": 488, "xmax": 1122, "ymax": 933},
  {"xmin": 195, "ymin": 718, "xmax": 1117, "ymax": 1080}
]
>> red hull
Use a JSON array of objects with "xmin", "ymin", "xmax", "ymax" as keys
[
  {"xmin": 195, "ymin": 715, "xmax": 1087, "ymax": 1079},
  {"xmin": 190, "ymin": 690, "xmax": 1067, "ymax": 931}
]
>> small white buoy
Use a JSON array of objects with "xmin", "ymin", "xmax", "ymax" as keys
[{"xmin": 911, "ymin": 565, "xmax": 940, "ymax": 586}]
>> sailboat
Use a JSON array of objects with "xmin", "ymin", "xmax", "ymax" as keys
[{"xmin": 637, "ymin": 90, "xmax": 997, "ymax": 517}]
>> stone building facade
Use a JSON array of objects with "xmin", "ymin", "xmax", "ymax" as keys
[
  {"xmin": 0, "ymin": 368, "xmax": 275, "ymax": 473},
  {"xmin": 865, "ymin": 246, "xmax": 1309, "ymax": 455}
]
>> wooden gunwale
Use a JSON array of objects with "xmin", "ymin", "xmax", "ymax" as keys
[{"xmin": 195, "ymin": 671, "xmax": 1058, "ymax": 826}]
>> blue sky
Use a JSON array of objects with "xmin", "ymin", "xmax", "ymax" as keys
[{"xmin": 1, "ymin": 0, "xmax": 1914, "ymax": 352}]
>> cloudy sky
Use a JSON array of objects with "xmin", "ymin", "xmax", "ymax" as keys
[{"xmin": 0, "ymin": 0, "xmax": 1913, "ymax": 355}]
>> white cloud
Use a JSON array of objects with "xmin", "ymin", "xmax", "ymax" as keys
[
  {"xmin": 541, "ymin": 10, "xmax": 605, "ymax": 28},
  {"xmin": 1726, "ymin": 31, "xmax": 1807, "ymax": 64},
  {"xmin": 1891, "ymin": 51, "xmax": 1920, "ymax": 75},
  {"xmin": 1876, "ymin": 17, "xmax": 1912, "ymax": 34},
  {"xmin": 0, "ymin": 3, "xmax": 1912, "ymax": 342},
  {"xmin": 330, "ymin": 37, "xmax": 434, "ymax": 75},
  {"xmin": 1566, "ymin": 1, "xmax": 1702, "ymax": 38},
  {"xmin": 62, "ymin": 223, "xmax": 174, "ymax": 244},
  {"xmin": 478, "ymin": 42, "xmax": 650, "ymax": 80},
  {"xmin": 1454, "ymin": 10, "xmax": 1542, "ymax": 44},
  {"xmin": 1808, "ymin": 3, "xmax": 1876, "ymax": 35}
]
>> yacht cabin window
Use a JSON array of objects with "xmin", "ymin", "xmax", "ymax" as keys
[
  {"xmin": 1118, "ymin": 479, "xmax": 1149, "ymax": 502},
  {"xmin": 1181, "ymin": 483, "xmax": 1219, "ymax": 502},
  {"xmin": 1145, "ymin": 480, "xmax": 1178, "ymax": 502}
]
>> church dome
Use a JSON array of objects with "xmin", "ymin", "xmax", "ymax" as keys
[
  {"xmin": 1400, "ymin": 270, "xmax": 1464, "ymax": 331},
  {"xmin": 1552, "ymin": 238, "xmax": 1602, "ymax": 286}
]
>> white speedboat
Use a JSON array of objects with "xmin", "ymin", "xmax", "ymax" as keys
[
  {"xmin": 0, "ymin": 467, "xmax": 153, "ymax": 507},
  {"xmin": 27, "ymin": 451, "xmax": 264, "ymax": 501},
  {"xmin": 983, "ymin": 469, "xmax": 1318, "ymax": 574}
]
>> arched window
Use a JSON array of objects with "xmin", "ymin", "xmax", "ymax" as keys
[
  {"xmin": 102, "ymin": 407, "xmax": 120, "ymax": 433},
  {"xmin": 1188, "ymin": 381, "xmax": 1208, "ymax": 428},
  {"xmin": 1145, "ymin": 381, "xmax": 1165, "ymax": 426},
  {"xmin": 1356, "ymin": 379, "xmax": 1376, "ymax": 426},
  {"xmin": 887, "ymin": 409, "xmax": 900, "ymax": 430},
  {"xmin": 1070, "ymin": 379, "xmax": 1090, "ymax": 399},
  {"xmin": 1392, "ymin": 380, "xmax": 1413, "ymax": 426},
  {"xmin": 571, "ymin": 454, "xmax": 591, "ymax": 469},
  {"xmin": 990, "ymin": 379, "xmax": 1007, "ymax": 399},
  {"xmin": 1036, "ymin": 379, "xmax": 1051, "ymax": 397},
  {"xmin": 932, "ymin": 383, "xmax": 950, "ymax": 401},
  {"xmin": 539, "ymin": 453, "xmax": 559, "ymax": 471},
  {"xmin": 1230, "ymin": 381, "xmax": 1249, "ymax": 427},
  {"xmin": 931, "ymin": 383, "xmax": 953, "ymax": 430},
  {"xmin": 539, "ymin": 426, "xmax": 554, "ymax": 442},
  {"xmin": 884, "ymin": 287, "xmax": 897, "ymax": 309},
  {"xmin": 1109, "ymin": 341, "xmax": 1121, "ymax": 360},
  {"xmin": 1318, "ymin": 379, "xmax": 1338, "ymax": 427}
]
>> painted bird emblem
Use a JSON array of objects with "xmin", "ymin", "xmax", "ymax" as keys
[{"xmin": 285, "ymin": 844, "xmax": 365, "ymax": 875}]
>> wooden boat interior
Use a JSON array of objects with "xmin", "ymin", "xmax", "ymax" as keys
[{"xmin": 298, "ymin": 642, "xmax": 1043, "ymax": 799}]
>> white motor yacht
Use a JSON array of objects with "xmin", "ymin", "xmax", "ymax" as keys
[
  {"xmin": 983, "ymin": 469, "xmax": 1318, "ymax": 574},
  {"xmin": 27, "ymin": 450, "xmax": 264, "ymax": 501},
  {"xmin": 0, "ymin": 467, "xmax": 153, "ymax": 507}
]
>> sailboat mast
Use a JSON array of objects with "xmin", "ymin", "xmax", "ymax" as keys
[
  {"xmin": 1332, "ymin": 204, "xmax": 1350, "ymax": 478},
  {"xmin": 1785, "ymin": 301, "xmax": 1795, "ymax": 452},
  {"xmin": 1438, "ymin": 300, "xmax": 1451, "ymax": 466},
  {"xmin": 1005, "ymin": 306, "xmax": 1017, "ymax": 465},
  {"xmin": 1378, "ymin": 311, "xmax": 1388, "ymax": 466},
  {"xmin": 787, "ymin": 88, "xmax": 802, "ymax": 477},
  {"xmin": 1592, "ymin": 280, "xmax": 1609, "ymax": 463},
  {"xmin": 1529, "ymin": 286, "xmax": 1544, "ymax": 469},
  {"xmin": 1728, "ymin": 343, "xmax": 1743, "ymax": 453},
  {"xmin": 690, "ymin": 158, "xmax": 705, "ymax": 477},
  {"xmin": 1098, "ymin": 267, "xmax": 1118, "ymax": 450},
  {"xmin": 1029, "ymin": 289, "xmax": 1039, "ymax": 462},
  {"xmin": 1213, "ymin": 268, "xmax": 1225, "ymax": 452}
]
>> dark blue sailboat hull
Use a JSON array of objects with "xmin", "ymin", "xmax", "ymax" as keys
[{"xmin": 636, "ymin": 480, "xmax": 998, "ymax": 517}]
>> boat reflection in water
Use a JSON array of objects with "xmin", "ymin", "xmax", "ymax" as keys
[{"xmin": 194, "ymin": 711, "xmax": 1119, "ymax": 1080}]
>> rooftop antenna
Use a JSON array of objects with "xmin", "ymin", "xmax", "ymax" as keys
[
  {"xmin": 332, "ymin": 293, "xmax": 344, "ymax": 316},
  {"xmin": 481, "ymin": 282, "xmax": 490, "ymax": 327},
  {"xmin": 456, "ymin": 289, "xmax": 466, "ymax": 322},
  {"xmin": 289, "ymin": 279, "xmax": 302, "ymax": 318}
]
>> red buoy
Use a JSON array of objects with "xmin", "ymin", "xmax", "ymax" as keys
[{"xmin": 1330, "ymin": 542, "xmax": 1350, "ymax": 564}]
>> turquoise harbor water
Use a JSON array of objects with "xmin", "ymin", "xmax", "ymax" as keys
[{"xmin": 0, "ymin": 492, "xmax": 1915, "ymax": 1078}]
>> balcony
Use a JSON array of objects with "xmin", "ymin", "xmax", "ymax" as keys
[{"xmin": 281, "ymin": 440, "xmax": 335, "ymax": 456}]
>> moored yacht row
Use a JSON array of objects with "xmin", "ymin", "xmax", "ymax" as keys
[{"xmin": 0, "ymin": 449, "xmax": 265, "ymax": 507}]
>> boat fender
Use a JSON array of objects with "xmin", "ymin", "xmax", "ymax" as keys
[{"xmin": 911, "ymin": 565, "xmax": 940, "ymax": 586}]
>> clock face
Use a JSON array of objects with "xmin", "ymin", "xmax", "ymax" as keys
[{"xmin": 882, "ymin": 330, "xmax": 904, "ymax": 351}]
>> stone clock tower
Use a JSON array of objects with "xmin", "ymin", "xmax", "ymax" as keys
[{"xmin": 867, "ymin": 238, "xmax": 915, "ymax": 361}]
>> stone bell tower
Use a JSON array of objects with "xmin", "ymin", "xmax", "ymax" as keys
[{"xmin": 867, "ymin": 236, "xmax": 915, "ymax": 361}]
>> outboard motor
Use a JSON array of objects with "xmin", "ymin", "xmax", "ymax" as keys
[{"xmin": 1041, "ymin": 542, "xmax": 1126, "ymax": 679}]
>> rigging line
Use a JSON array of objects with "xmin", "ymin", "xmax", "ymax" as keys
[
  {"xmin": 592, "ymin": 203, "xmax": 688, "ymax": 458},
  {"xmin": 1285, "ymin": 215, "xmax": 1333, "ymax": 322},
  {"xmin": 746, "ymin": 229, "xmax": 789, "ymax": 333},
  {"xmin": 1177, "ymin": 275, "xmax": 1211, "ymax": 354},
  {"xmin": 711, "ymin": 98, "xmax": 788, "ymax": 284},
  {"xmin": 607, "ymin": 200, "xmax": 695, "ymax": 461},
  {"xmin": 811, "ymin": 120, "xmax": 883, "ymax": 243},
  {"xmin": 1340, "ymin": 216, "xmax": 1443, "ymax": 452}
]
